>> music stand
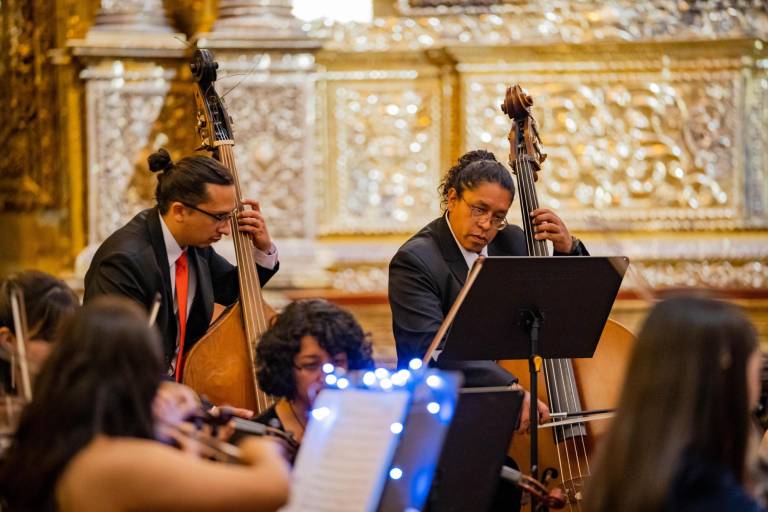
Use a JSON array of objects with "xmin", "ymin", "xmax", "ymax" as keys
[
  {"xmin": 423, "ymin": 256, "xmax": 628, "ymax": 501},
  {"xmin": 426, "ymin": 386, "xmax": 524, "ymax": 512}
]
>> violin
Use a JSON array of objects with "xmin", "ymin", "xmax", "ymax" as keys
[
  {"xmin": 501, "ymin": 465, "xmax": 566, "ymax": 509},
  {"xmin": 174, "ymin": 405, "xmax": 300, "ymax": 464}
]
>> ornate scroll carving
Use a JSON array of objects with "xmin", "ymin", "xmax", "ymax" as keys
[
  {"xmin": 83, "ymin": 62, "xmax": 174, "ymax": 242},
  {"xmin": 319, "ymin": 79, "xmax": 441, "ymax": 234},
  {"xmin": 314, "ymin": 2, "xmax": 768, "ymax": 51},
  {"xmin": 211, "ymin": 55, "xmax": 316, "ymax": 239},
  {"xmin": 462, "ymin": 61, "xmax": 764, "ymax": 230}
]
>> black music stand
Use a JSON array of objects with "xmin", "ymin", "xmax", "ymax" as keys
[
  {"xmin": 427, "ymin": 386, "xmax": 524, "ymax": 512},
  {"xmin": 432, "ymin": 255, "xmax": 628, "ymax": 508}
]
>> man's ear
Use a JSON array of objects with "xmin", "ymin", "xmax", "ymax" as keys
[
  {"xmin": 446, "ymin": 187, "xmax": 458, "ymax": 210},
  {"xmin": 169, "ymin": 201, "xmax": 186, "ymax": 222}
]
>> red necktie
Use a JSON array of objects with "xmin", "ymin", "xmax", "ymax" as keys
[{"xmin": 174, "ymin": 251, "xmax": 189, "ymax": 382}]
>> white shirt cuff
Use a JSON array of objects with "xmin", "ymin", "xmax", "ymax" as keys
[{"xmin": 253, "ymin": 242, "xmax": 278, "ymax": 270}]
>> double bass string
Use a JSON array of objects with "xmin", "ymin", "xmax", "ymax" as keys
[
  {"xmin": 519, "ymin": 144, "xmax": 589, "ymax": 510},
  {"xmin": 220, "ymin": 146, "xmax": 270, "ymax": 413}
]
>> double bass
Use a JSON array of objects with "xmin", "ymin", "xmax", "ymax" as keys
[
  {"xmin": 498, "ymin": 85, "xmax": 635, "ymax": 510},
  {"xmin": 182, "ymin": 49, "xmax": 274, "ymax": 414}
]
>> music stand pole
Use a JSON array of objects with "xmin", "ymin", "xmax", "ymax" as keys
[{"xmin": 522, "ymin": 309, "xmax": 544, "ymax": 510}]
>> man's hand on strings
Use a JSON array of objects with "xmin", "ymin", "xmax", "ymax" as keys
[
  {"xmin": 531, "ymin": 208, "xmax": 574, "ymax": 253},
  {"xmin": 237, "ymin": 199, "xmax": 273, "ymax": 252},
  {"xmin": 513, "ymin": 383, "xmax": 551, "ymax": 435}
]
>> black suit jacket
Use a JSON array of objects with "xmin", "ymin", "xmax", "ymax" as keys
[
  {"xmin": 84, "ymin": 208, "xmax": 278, "ymax": 368},
  {"xmin": 388, "ymin": 215, "xmax": 587, "ymax": 386}
]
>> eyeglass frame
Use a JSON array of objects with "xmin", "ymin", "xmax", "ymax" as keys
[
  {"xmin": 293, "ymin": 356, "xmax": 349, "ymax": 373},
  {"xmin": 180, "ymin": 201, "xmax": 234, "ymax": 223},
  {"xmin": 459, "ymin": 196, "xmax": 508, "ymax": 230}
]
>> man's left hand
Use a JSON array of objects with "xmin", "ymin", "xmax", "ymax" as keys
[
  {"xmin": 238, "ymin": 199, "xmax": 273, "ymax": 252},
  {"xmin": 531, "ymin": 208, "xmax": 573, "ymax": 253}
]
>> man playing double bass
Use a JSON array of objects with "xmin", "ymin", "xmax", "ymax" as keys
[
  {"xmin": 84, "ymin": 148, "xmax": 278, "ymax": 379},
  {"xmin": 388, "ymin": 149, "xmax": 587, "ymax": 509}
]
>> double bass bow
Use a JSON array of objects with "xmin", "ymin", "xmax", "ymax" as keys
[
  {"xmin": 182, "ymin": 49, "xmax": 275, "ymax": 414},
  {"xmin": 498, "ymin": 84, "xmax": 636, "ymax": 511}
]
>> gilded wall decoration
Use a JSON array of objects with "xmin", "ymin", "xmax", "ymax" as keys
[
  {"xmin": 461, "ymin": 64, "xmax": 761, "ymax": 231},
  {"xmin": 211, "ymin": 55, "xmax": 316, "ymax": 240},
  {"xmin": 632, "ymin": 259, "xmax": 768, "ymax": 290},
  {"xmin": 314, "ymin": 2, "xmax": 768, "ymax": 52},
  {"xmin": 744, "ymin": 61, "xmax": 768, "ymax": 224},
  {"xmin": 83, "ymin": 62, "xmax": 174, "ymax": 242},
  {"xmin": 0, "ymin": 0, "xmax": 60, "ymax": 211},
  {"xmin": 319, "ymin": 77, "xmax": 441, "ymax": 234}
]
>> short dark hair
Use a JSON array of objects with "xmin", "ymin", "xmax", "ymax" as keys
[
  {"xmin": 0, "ymin": 296, "xmax": 163, "ymax": 511},
  {"xmin": 256, "ymin": 299, "xmax": 374, "ymax": 400},
  {"xmin": 148, "ymin": 148, "xmax": 234, "ymax": 214},
  {"xmin": 0, "ymin": 270, "xmax": 79, "ymax": 341},
  {"xmin": 439, "ymin": 149, "xmax": 515, "ymax": 210}
]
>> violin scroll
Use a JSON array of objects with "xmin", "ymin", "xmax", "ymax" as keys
[{"xmin": 500, "ymin": 84, "xmax": 547, "ymax": 176}]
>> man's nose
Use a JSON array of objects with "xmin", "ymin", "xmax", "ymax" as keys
[
  {"xmin": 219, "ymin": 222, "xmax": 232, "ymax": 235},
  {"xmin": 476, "ymin": 215, "xmax": 492, "ymax": 230}
]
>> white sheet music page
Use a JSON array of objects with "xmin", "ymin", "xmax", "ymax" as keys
[{"xmin": 281, "ymin": 388, "xmax": 410, "ymax": 512}]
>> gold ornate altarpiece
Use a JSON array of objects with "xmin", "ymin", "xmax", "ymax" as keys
[{"xmin": 1, "ymin": 0, "xmax": 767, "ymax": 352}]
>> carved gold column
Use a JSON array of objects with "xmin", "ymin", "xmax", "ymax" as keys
[
  {"xmin": 194, "ymin": 0, "xmax": 326, "ymax": 288},
  {"xmin": 68, "ymin": 1, "xmax": 187, "ymax": 279}
]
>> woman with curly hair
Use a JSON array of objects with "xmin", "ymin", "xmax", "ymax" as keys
[{"xmin": 254, "ymin": 299, "xmax": 374, "ymax": 443}]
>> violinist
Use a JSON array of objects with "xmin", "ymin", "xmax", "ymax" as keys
[
  {"xmin": 254, "ymin": 299, "xmax": 374, "ymax": 443},
  {"xmin": 0, "ymin": 270, "xmax": 79, "ymax": 391},
  {"xmin": 584, "ymin": 296, "xmax": 765, "ymax": 512},
  {"xmin": 0, "ymin": 296, "xmax": 290, "ymax": 512},
  {"xmin": 84, "ymin": 148, "xmax": 279, "ymax": 378}
]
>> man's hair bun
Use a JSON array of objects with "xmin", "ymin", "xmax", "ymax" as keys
[{"xmin": 148, "ymin": 148, "xmax": 174, "ymax": 173}]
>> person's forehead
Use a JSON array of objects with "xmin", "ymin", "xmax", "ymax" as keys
[
  {"xmin": 200, "ymin": 183, "xmax": 236, "ymax": 207},
  {"xmin": 463, "ymin": 182, "xmax": 512, "ymax": 205}
]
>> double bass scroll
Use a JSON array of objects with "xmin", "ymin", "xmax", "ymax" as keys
[{"xmin": 182, "ymin": 49, "xmax": 275, "ymax": 414}]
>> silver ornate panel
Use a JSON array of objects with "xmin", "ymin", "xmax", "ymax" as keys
[
  {"xmin": 214, "ymin": 54, "xmax": 316, "ymax": 240},
  {"xmin": 319, "ymin": 74, "xmax": 442, "ymax": 234},
  {"xmin": 461, "ymin": 59, "xmax": 766, "ymax": 231},
  {"xmin": 84, "ymin": 62, "xmax": 173, "ymax": 243}
]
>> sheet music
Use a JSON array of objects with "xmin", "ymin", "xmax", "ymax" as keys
[{"xmin": 282, "ymin": 388, "xmax": 409, "ymax": 512}]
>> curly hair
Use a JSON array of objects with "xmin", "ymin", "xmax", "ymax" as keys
[
  {"xmin": 438, "ymin": 149, "xmax": 515, "ymax": 210},
  {"xmin": 256, "ymin": 299, "xmax": 374, "ymax": 400}
]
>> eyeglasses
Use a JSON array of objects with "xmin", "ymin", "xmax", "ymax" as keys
[
  {"xmin": 460, "ymin": 197, "xmax": 508, "ymax": 230},
  {"xmin": 294, "ymin": 356, "xmax": 349, "ymax": 373},
  {"xmin": 181, "ymin": 202, "xmax": 233, "ymax": 223}
]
